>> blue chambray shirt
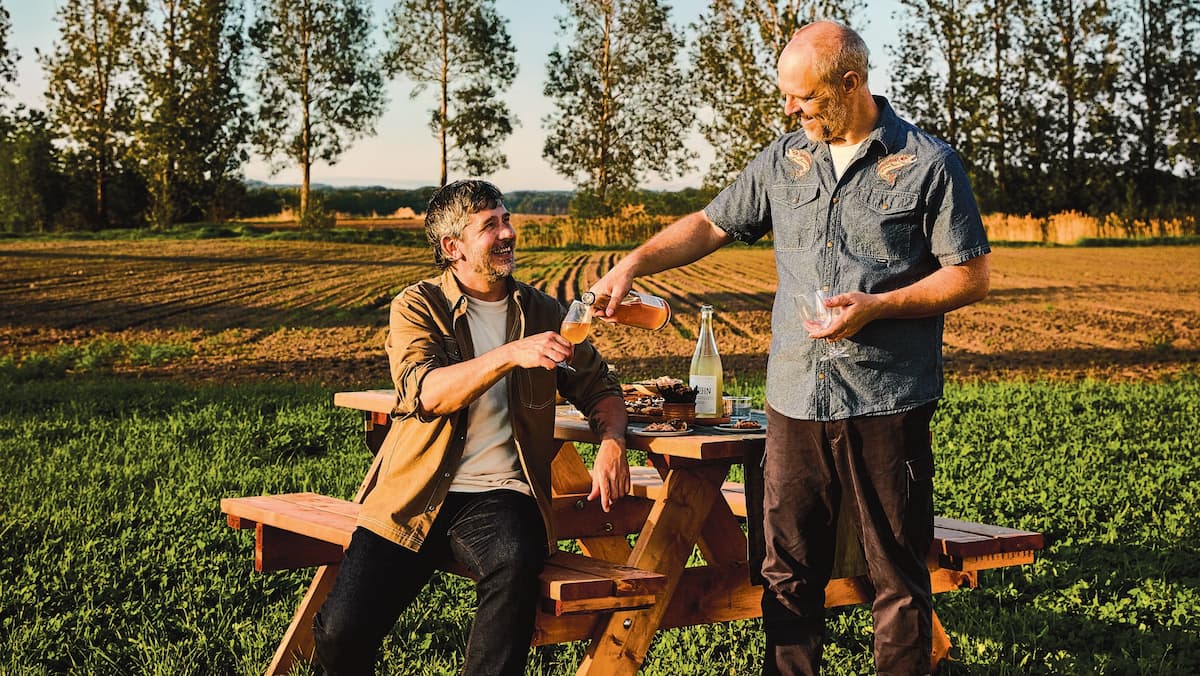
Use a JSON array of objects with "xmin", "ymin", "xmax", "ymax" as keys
[{"xmin": 704, "ymin": 97, "xmax": 989, "ymax": 421}]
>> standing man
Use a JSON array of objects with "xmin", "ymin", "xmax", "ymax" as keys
[
  {"xmin": 590, "ymin": 21, "xmax": 990, "ymax": 676},
  {"xmin": 314, "ymin": 179, "xmax": 629, "ymax": 675}
]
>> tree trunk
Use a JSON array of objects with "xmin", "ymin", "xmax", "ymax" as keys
[
  {"xmin": 439, "ymin": 0, "xmax": 448, "ymax": 187},
  {"xmin": 596, "ymin": 0, "xmax": 613, "ymax": 205},
  {"xmin": 300, "ymin": 1, "xmax": 312, "ymax": 221}
]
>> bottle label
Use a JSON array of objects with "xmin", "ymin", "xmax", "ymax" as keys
[{"xmin": 690, "ymin": 375, "xmax": 719, "ymax": 417}]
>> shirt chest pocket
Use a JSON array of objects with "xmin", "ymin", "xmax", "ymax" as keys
[
  {"xmin": 517, "ymin": 367, "xmax": 556, "ymax": 410},
  {"xmin": 848, "ymin": 189, "xmax": 923, "ymax": 262},
  {"xmin": 769, "ymin": 184, "xmax": 820, "ymax": 251}
]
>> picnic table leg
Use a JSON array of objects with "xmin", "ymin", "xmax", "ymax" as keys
[
  {"xmin": 931, "ymin": 610, "xmax": 952, "ymax": 670},
  {"xmin": 575, "ymin": 461, "xmax": 730, "ymax": 676},
  {"xmin": 265, "ymin": 438, "xmax": 387, "ymax": 675},
  {"xmin": 266, "ymin": 563, "xmax": 338, "ymax": 676}
]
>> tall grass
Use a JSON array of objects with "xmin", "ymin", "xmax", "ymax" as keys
[
  {"xmin": 1, "ymin": 376, "xmax": 1198, "ymax": 674},
  {"xmin": 984, "ymin": 211, "xmax": 1198, "ymax": 244}
]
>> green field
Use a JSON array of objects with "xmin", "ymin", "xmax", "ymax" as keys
[{"xmin": 1, "ymin": 374, "xmax": 1197, "ymax": 674}]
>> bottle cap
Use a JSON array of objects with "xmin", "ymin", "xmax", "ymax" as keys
[{"xmin": 580, "ymin": 291, "xmax": 596, "ymax": 305}]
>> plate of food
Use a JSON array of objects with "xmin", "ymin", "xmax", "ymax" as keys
[
  {"xmin": 714, "ymin": 420, "xmax": 766, "ymax": 433},
  {"xmin": 629, "ymin": 419, "xmax": 692, "ymax": 437}
]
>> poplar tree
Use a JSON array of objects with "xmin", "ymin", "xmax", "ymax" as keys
[
  {"xmin": 248, "ymin": 0, "xmax": 384, "ymax": 225},
  {"xmin": 889, "ymin": 0, "xmax": 987, "ymax": 155},
  {"xmin": 689, "ymin": 0, "xmax": 863, "ymax": 187},
  {"xmin": 0, "ymin": 3, "xmax": 15, "ymax": 97},
  {"xmin": 1019, "ymin": 0, "xmax": 1121, "ymax": 211},
  {"xmin": 136, "ymin": 0, "xmax": 250, "ymax": 227},
  {"xmin": 42, "ymin": 0, "xmax": 139, "ymax": 228},
  {"xmin": 1122, "ymin": 0, "xmax": 1200, "ymax": 207},
  {"xmin": 384, "ymin": 0, "xmax": 517, "ymax": 187},
  {"xmin": 543, "ymin": 0, "xmax": 694, "ymax": 211}
]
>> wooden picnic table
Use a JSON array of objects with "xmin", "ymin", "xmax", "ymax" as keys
[
  {"xmin": 225, "ymin": 389, "xmax": 1043, "ymax": 675},
  {"xmin": 330, "ymin": 389, "xmax": 770, "ymax": 675}
]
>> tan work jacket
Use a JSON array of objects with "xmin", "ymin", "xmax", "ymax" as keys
[{"xmin": 357, "ymin": 270, "xmax": 621, "ymax": 552}]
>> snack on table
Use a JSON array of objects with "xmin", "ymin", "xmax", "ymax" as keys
[
  {"xmin": 625, "ymin": 376, "xmax": 684, "ymax": 398},
  {"xmin": 643, "ymin": 418, "xmax": 688, "ymax": 432},
  {"xmin": 731, "ymin": 419, "xmax": 762, "ymax": 429},
  {"xmin": 657, "ymin": 382, "xmax": 698, "ymax": 404},
  {"xmin": 624, "ymin": 395, "xmax": 664, "ymax": 416}
]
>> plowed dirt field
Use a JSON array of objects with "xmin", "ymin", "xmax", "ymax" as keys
[{"xmin": 2, "ymin": 240, "xmax": 1197, "ymax": 384}]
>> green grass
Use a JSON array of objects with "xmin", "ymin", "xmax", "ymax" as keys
[
  {"xmin": 0, "ymin": 375, "xmax": 1198, "ymax": 674},
  {"xmin": 0, "ymin": 338, "xmax": 195, "ymax": 382}
]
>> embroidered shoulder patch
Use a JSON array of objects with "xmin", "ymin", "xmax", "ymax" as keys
[
  {"xmin": 876, "ymin": 153, "xmax": 916, "ymax": 185},
  {"xmin": 786, "ymin": 147, "xmax": 813, "ymax": 178}
]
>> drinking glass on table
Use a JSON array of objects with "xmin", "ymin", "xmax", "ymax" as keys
[
  {"xmin": 795, "ymin": 290, "xmax": 849, "ymax": 360},
  {"xmin": 556, "ymin": 300, "xmax": 592, "ymax": 372}
]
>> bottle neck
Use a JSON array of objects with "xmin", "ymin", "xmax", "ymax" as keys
[{"xmin": 695, "ymin": 307, "xmax": 718, "ymax": 355}]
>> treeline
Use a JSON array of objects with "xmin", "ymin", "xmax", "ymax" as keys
[
  {"xmin": 0, "ymin": 0, "xmax": 1196, "ymax": 234},
  {"xmin": 236, "ymin": 186, "xmax": 715, "ymax": 218}
]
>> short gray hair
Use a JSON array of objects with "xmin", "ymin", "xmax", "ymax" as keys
[
  {"xmin": 424, "ymin": 179, "xmax": 504, "ymax": 269},
  {"xmin": 805, "ymin": 21, "xmax": 871, "ymax": 88}
]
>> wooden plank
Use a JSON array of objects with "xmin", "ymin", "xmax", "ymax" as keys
[
  {"xmin": 256, "ymin": 523, "xmax": 345, "ymax": 572},
  {"xmin": 551, "ymin": 494, "xmax": 653, "ymax": 540},
  {"xmin": 332, "ymin": 389, "xmax": 395, "ymax": 414},
  {"xmin": 548, "ymin": 551, "xmax": 667, "ymax": 597},
  {"xmin": 533, "ymin": 565, "xmax": 979, "ymax": 646},
  {"xmin": 539, "ymin": 565, "xmax": 615, "ymax": 602},
  {"xmin": 222, "ymin": 494, "xmax": 357, "ymax": 547},
  {"xmin": 944, "ymin": 549, "xmax": 1036, "ymax": 572},
  {"xmin": 266, "ymin": 563, "xmax": 339, "ymax": 675},
  {"xmin": 554, "ymin": 417, "xmax": 761, "ymax": 461},
  {"xmin": 935, "ymin": 516, "xmax": 1040, "ymax": 538},
  {"xmin": 935, "ymin": 518, "xmax": 1044, "ymax": 558},
  {"xmin": 546, "ymin": 593, "xmax": 658, "ymax": 616}
]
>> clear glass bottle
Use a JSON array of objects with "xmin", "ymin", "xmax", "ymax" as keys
[
  {"xmin": 689, "ymin": 304, "xmax": 723, "ymax": 418},
  {"xmin": 579, "ymin": 290, "xmax": 672, "ymax": 331}
]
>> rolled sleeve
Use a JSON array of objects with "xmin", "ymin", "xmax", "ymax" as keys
[{"xmin": 385, "ymin": 290, "xmax": 453, "ymax": 421}]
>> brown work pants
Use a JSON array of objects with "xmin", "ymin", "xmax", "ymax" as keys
[{"xmin": 749, "ymin": 403, "xmax": 937, "ymax": 676}]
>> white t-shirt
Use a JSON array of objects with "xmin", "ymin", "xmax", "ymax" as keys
[
  {"xmin": 829, "ymin": 139, "xmax": 868, "ymax": 181},
  {"xmin": 449, "ymin": 296, "xmax": 531, "ymax": 495}
]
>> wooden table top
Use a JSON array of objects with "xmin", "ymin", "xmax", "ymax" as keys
[{"xmin": 334, "ymin": 390, "xmax": 764, "ymax": 461}]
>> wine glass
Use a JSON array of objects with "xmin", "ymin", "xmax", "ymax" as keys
[
  {"xmin": 794, "ymin": 290, "xmax": 849, "ymax": 360},
  {"xmin": 556, "ymin": 300, "xmax": 592, "ymax": 372}
]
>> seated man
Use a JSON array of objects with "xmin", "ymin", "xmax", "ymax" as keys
[{"xmin": 312, "ymin": 180, "xmax": 630, "ymax": 675}]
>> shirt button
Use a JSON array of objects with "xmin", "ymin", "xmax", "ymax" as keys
[
  {"xmin": 818, "ymin": 373, "xmax": 826, "ymax": 380},
  {"xmin": 826, "ymin": 241, "xmax": 833, "ymax": 248},
  {"xmin": 426, "ymin": 505, "xmax": 436, "ymax": 512},
  {"xmin": 822, "ymin": 285, "xmax": 830, "ymax": 291},
  {"xmin": 831, "ymin": 197, "xmax": 839, "ymax": 204},
  {"xmin": 443, "ymin": 472, "xmax": 451, "ymax": 478},
  {"xmin": 881, "ymin": 203, "xmax": 890, "ymax": 209}
]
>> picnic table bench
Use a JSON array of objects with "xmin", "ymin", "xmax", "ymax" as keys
[{"xmin": 222, "ymin": 389, "xmax": 1044, "ymax": 675}]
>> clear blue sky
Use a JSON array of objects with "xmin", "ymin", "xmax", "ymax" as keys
[{"xmin": 7, "ymin": 0, "xmax": 902, "ymax": 191}]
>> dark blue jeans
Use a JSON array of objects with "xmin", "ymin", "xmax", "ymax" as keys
[{"xmin": 312, "ymin": 489, "xmax": 548, "ymax": 675}]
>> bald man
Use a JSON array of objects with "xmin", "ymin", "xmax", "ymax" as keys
[{"xmin": 590, "ymin": 21, "xmax": 991, "ymax": 676}]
